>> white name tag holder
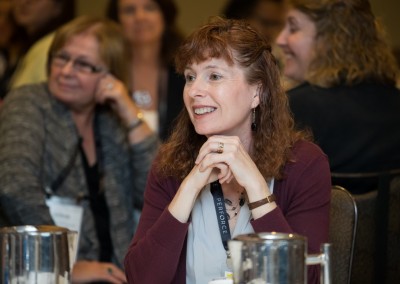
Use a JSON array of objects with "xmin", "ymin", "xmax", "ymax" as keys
[
  {"xmin": 46, "ymin": 195, "xmax": 83, "ymax": 240},
  {"xmin": 44, "ymin": 138, "xmax": 83, "ymax": 239}
]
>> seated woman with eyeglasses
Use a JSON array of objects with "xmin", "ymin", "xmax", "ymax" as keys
[{"xmin": 0, "ymin": 15, "xmax": 158, "ymax": 283}]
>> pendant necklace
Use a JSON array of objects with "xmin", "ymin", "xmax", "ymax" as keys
[
  {"xmin": 132, "ymin": 90, "xmax": 152, "ymax": 108},
  {"xmin": 224, "ymin": 192, "xmax": 245, "ymax": 220}
]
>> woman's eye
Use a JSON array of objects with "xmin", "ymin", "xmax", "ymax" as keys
[
  {"xmin": 121, "ymin": 6, "xmax": 136, "ymax": 15},
  {"xmin": 185, "ymin": 74, "xmax": 195, "ymax": 82},
  {"xmin": 288, "ymin": 22, "xmax": 299, "ymax": 34},
  {"xmin": 145, "ymin": 2, "xmax": 159, "ymax": 12},
  {"xmin": 210, "ymin": 73, "xmax": 222, "ymax": 80},
  {"xmin": 74, "ymin": 60, "xmax": 101, "ymax": 73},
  {"xmin": 76, "ymin": 61, "xmax": 91, "ymax": 69}
]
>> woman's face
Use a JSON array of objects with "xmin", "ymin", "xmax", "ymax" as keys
[
  {"xmin": 48, "ymin": 33, "xmax": 107, "ymax": 112},
  {"xmin": 117, "ymin": 0, "xmax": 165, "ymax": 45},
  {"xmin": 183, "ymin": 57, "xmax": 259, "ymax": 139},
  {"xmin": 12, "ymin": 0, "xmax": 61, "ymax": 35},
  {"xmin": 276, "ymin": 8, "xmax": 316, "ymax": 82},
  {"xmin": 249, "ymin": 0, "xmax": 287, "ymax": 42}
]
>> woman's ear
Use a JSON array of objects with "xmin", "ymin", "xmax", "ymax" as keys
[
  {"xmin": 251, "ymin": 84, "xmax": 261, "ymax": 108},
  {"xmin": 251, "ymin": 93, "xmax": 260, "ymax": 108}
]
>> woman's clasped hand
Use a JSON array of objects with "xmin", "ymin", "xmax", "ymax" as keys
[{"xmin": 194, "ymin": 136, "xmax": 268, "ymax": 193}]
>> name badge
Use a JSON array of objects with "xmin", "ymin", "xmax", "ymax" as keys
[
  {"xmin": 46, "ymin": 196, "xmax": 83, "ymax": 238},
  {"xmin": 224, "ymin": 271, "xmax": 233, "ymax": 279}
]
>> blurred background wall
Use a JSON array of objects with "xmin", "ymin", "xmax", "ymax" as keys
[
  {"xmin": 76, "ymin": 0, "xmax": 400, "ymax": 47},
  {"xmin": 370, "ymin": 0, "xmax": 399, "ymax": 47}
]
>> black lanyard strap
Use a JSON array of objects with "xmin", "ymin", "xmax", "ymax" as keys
[
  {"xmin": 210, "ymin": 181, "xmax": 231, "ymax": 252},
  {"xmin": 47, "ymin": 109, "xmax": 104, "ymax": 196},
  {"xmin": 46, "ymin": 137, "xmax": 82, "ymax": 195}
]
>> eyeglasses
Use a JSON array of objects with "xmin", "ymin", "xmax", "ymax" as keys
[{"xmin": 51, "ymin": 52, "xmax": 106, "ymax": 74}]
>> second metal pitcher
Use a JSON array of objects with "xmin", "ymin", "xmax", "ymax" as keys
[{"xmin": 228, "ymin": 232, "xmax": 331, "ymax": 284}]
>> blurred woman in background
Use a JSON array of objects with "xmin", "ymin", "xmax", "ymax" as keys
[
  {"xmin": 277, "ymin": 0, "xmax": 400, "ymax": 193},
  {"xmin": 0, "ymin": 0, "xmax": 24, "ymax": 99},
  {"xmin": 222, "ymin": 0, "xmax": 287, "ymax": 43},
  {"xmin": 9, "ymin": 0, "xmax": 75, "ymax": 89},
  {"xmin": 107, "ymin": 0, "xmax": 185, "ymax": 140},
  {"xmin": 0, "ymin": 16, "xmax": 158, "ymax": 283}
]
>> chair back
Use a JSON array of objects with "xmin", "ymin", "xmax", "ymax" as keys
[
  {"xmin": 332, "ymin": 169, "xmax": 400, "ymax": 284},
  {"xmin": 387, "ymin": 177, "xmax": 400, "ymax": 283},
  {"xmin": 329, "ymin": 185, "xmax": 357, "ymax": 284},
  {"xmin": 351, "ymin": 176, "xmax": 400, "ymax": 284},
  {"xmin": 351, "ymin": 190, "xmax": 377, "ymax": 284}
]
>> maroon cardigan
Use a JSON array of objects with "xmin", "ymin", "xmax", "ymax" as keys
[{"xmin": 125, "ymin": 140, "xmax": 331, "ymax": 283}]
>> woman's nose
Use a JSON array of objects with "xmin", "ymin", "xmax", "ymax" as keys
[
  {"xmin": 134, "ymin": 7, "xmax": 147, "ymax": 20},
  {"xmin": 59, "ymin": 60, "xmax": 76, "ymax": 74},
  {"xmin": 275, "ymin": 28, "xmax": 287, "ymax": 47},
  {"xmin": 186, "ymin": 80, "xmax": 207, "ymax": 98}
]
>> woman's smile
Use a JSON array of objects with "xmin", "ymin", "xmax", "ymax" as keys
[{"xmin": 193, "ymin": 106, "xmax": 216, "ymax": 115}]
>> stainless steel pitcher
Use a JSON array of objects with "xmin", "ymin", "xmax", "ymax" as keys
[
  {"xmin": 228, "ymin": 232, "xmax": 331, "ymax": 284},
  {"xmin": 0, "ymin": 225, "xmax": 78, "ymax": 284}
]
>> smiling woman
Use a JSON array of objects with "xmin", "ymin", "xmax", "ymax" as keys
[
  {"xmin": 0, "ymin": 15, "xmax": 158, "ymax": 284},
  {"xmin": 277, "ymin": 0, "xmax": 400, "ymax": 194},
  {"xmin": 124, "ymin": 16, "xmax": 331, "ymax": 284}
]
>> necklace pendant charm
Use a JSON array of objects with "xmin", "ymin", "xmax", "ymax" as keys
[{"xmin": 132, "ymin": 90, "xmax": 152, "ymax": 108}]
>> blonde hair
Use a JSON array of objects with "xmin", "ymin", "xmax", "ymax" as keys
[
  {"xmin": 48, "ymin": 15, "xmax": 130, "ymax": 85},
  {"xmin": 290, "ymin": 0, "xmax": 398, "ymax": 87}
]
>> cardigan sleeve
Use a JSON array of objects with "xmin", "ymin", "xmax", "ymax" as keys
[
  {"xmin": 251, "ymin": 140, "xmax": 331, "ymax": 284},
  {"xmin": 0, "ymin": 87, "xmax": 54, "ymax": 225},
  {"xmin": 124, "ymin": 163, "xmax": 188, "ymax": 283}
]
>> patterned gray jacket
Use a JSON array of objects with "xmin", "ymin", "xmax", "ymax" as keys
[{"xmin": 0, "ymin": 83, "xmax": 159, "ymax": 267}]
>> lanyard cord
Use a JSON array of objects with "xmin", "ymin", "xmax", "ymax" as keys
[
  {"xmin": 46, "ymin": 109, "xmax": 104, "ymax": 196},
  {"xmin": 47, "ymin": 137, "xmax": 82, "ymax": 195},
  {"xmin": 210, "ymin": 180, "xmax": 232, "ymax": 252}
]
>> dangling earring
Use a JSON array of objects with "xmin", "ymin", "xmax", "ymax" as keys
[{"xmin": 251, "ymin": 108, "xmax": 257, "ymax": 131}]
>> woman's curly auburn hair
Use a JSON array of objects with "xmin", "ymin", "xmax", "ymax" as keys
[
  {"xmin": 157, "ymin": 17, "xmax": 307, "ymax": 180},
  {"xmin": 291, "ymin": 0, "xmax": 398, "ymax": 87}
]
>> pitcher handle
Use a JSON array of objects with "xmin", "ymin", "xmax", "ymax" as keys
[{"xmin": 306, "ymin": 243, "xmax": 331, "ymax": 284}]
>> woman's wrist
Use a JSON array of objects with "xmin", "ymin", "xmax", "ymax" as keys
[
  {"xmin": 126, "ymin": 111, "xmax": 144, "ymax": 132},
  {"xmin": 248, "ymin": 194, "xmax": 276, "ymax": 210},
  {"xmin": 125, "ymin": 108, "xmax": 153, "ymax": 144}
]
